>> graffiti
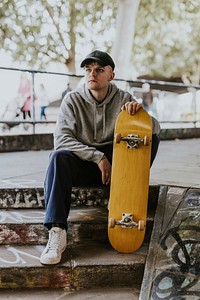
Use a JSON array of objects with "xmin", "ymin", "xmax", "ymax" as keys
[
  {"xmin": 0, "ymin": 246, "xmax": 40, "ymax": 264},
  {"xmin": 152, "ymin": 221, "xmax": 200, "ymax": 299},
  {"xmin": 152, "ymin": 271, "xmax": 200, "ymax": 299},
  {"xmin": 0, "ymin": 187, "xmax": 109, "ymax": 209},
  {"xmin": 161, "ymin": 225, "xmax": 200, "ymax": 275},
  {"xmin": 0, "ymin": 188, "xmax": 44, "ymax": 208},
  {"xmin": 71, "ymin": 187, "xmax": 109, "ymax": 207}
]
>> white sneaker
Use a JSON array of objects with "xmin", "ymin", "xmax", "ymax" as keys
[{"xmin": 40, "ymin": 227, "xmax": 67, "ymax": 265}]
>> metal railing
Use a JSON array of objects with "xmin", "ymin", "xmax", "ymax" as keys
[{"xmin": 0, "ymin": 66, "xmax": 200, "ymax": 134}]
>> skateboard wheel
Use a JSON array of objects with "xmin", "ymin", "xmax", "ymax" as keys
[
  {"xmin": 138, "ymin": 220, "xmax": 145, "ymax": 231},
  {"xmin": 143, "ymin": 136, "xmax": 151, "ymax": 146},
  {"xmin": 115, "ymin": 133, "xmax": 121, "ymax": 143},
  {"xmin": 109, "ymin": 218, "xmax": 116, "ymax": 228}
]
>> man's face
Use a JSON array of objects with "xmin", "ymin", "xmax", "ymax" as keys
[{"xmin": 84, "ymin": 62, "xmax": 114, "ymax": 91}]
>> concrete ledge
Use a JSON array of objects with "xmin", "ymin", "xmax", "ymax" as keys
[
  {"xmin": 0, "ymin": 128, "xmax": 200, "ymax": 152},
  {"xmin": 0, "ymin": 187, "xmax": 110, "ymax": 208},
  {"xmin": 0, "ymin": 185, "xmax": 159, "ymax": 209},
  {"xmin": 0, "ymin": 134, "xmax": 53, "ymax": 152},
  {"xmin": 160, "ymin": 127, "xmax": 200, "ymax": 140}
]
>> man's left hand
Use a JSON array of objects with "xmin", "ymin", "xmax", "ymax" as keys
[{"xmin": 121, "ymin": 102, "xmax": 143, "ymax": 115}]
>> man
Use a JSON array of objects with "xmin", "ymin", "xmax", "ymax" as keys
[{"xmin": 40, "ymin": 50, "xmax": 160, "ymax": 265}]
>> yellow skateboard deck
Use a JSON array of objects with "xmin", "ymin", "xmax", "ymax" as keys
[{"xmin": 108, "ymin": 109, "xmax": 152, "ymax": 253}]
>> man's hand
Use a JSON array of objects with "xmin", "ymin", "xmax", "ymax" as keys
[
  {"xmin": 98, "ymin": 155, "xmax": 111, "ymax": 185},
  {"xmin": 121, "ymin": 101, "xmax": 143, "ymax": 115}
]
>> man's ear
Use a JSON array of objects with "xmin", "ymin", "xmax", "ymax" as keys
[{"xmin": 109, "ymin": 72, "xmax": 115, "ymax": 81}]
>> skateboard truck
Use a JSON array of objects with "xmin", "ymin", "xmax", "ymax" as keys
[
  {"xmin": 115, "ymin": 133, "xmax": 151, "ymax": 149},
  {"xmin": 109, "ymin": 213, "xmax": 145, "ymax": 231}
]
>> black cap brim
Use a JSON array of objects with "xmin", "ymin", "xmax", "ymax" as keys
[{"xmin": 80, "ymin": 57, "xmax": 107, "ymax": 68}]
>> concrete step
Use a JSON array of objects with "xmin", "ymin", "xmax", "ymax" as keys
[
  {"xmin": 0, "ymin": 186, "xmax": 159, "ymax": 292},
  {"xmin": 0, "ymin": 207, "xmax": 107, "ymax": 245},
  {"xmin": 0, "ymin": 207, "xmax": 154, "ymax": 245},
  {"xmin": 0, "ymin": 287, "xmax": 140, "ymax": 300},
  {"xmin": 0, "ymin": 186, "xmax": 159, "ymax": 209},
  {"xmin": 0, "ymin": 186, "xmax": 159, "ymax": 246},
  {"xmin": 0, "ymin": 242, "xmax": 147, "ymax": 290},
  {"xmin": 0, "ymin": 187, "xmax": 110, "ymax": 209}
]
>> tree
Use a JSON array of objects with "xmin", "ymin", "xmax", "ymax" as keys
[
  {"xmin": 0, "ymin": 0, "xmax": 117, "ymax": 72},
  {"xmin": 0, "ymin": 0, "xmax": 199, "ymax": 84},
  {"xmin": 132, "ymin": 0, "xmax": 200, "ymax": 84}
]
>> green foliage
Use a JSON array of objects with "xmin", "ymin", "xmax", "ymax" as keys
[
  {"xmin": 133, "ymin": 0, "xmax": 200, "ymax": 83},
  {"xmin": 0, "ymin": 0, "xmax": 199, "ymax": 83},
  {"xmin": 0, "ymin": 0, "xmax": 117, "ymax": 71}
]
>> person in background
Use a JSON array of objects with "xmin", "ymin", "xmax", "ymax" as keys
[
  {"xmin": 40, "ymin": 50, "xmax": 160, "ymax": 265},
  {"xmin": 21, "ymin": 96, "xmax": 31, "ymax": 119},
  {"xmin": 18, "ymin": 73, "xmax": 31, "ymax": 118},
  {"xmin": 62, "ymin": 83, "xmax": 72, "ymax": 99},
  {"xmin": 142, "ymin": 83, "xmax": 153, "ymax": 112},
  {"xmin": 37, "ymin": 83, "xmax": 49, "ymax": 120},
  {"xmin": 18, "ymin": 73, "xmax": 31, "ymax": 99}
]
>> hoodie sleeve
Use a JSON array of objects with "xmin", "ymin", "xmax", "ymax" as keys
[{"xmin": 54, "ymin": 97, "xmax": 104, "ymax": 164}]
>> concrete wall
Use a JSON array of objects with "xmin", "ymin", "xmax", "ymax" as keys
[
  {"xmin": 0, "ymin": 128, "xmax": 200, "ymax": 152},
  {"xmin": 159, "ymin": 128, "xmax": 200, "ymax": 140},
  {"xmin": 0, "ymin": 134, "xmax": 53, "ymax": 152}
]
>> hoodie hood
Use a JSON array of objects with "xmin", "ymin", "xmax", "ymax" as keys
[
  {"xmin": 77, "ymin": 82, "xmax": 119, "ymax": 105},
  {"xmin": 76, "ymin": 83, "xmax": 119, "ymax": 140}
]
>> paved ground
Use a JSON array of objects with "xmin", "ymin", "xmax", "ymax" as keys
[
  {"xmin": 150, "ymin": 138, "xmax": 200, "ymax": 188},
  {"xmin": 0, "ymin": 138, "xmax": 199, "ymax": 189}
]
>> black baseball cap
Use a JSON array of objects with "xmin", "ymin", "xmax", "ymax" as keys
[{"xmin": 80, "ymin": 50, "xmax": 115, "ymax": 70}]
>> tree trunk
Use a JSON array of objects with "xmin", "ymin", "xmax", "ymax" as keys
[
  {"xmin": 111, "ymin": 0, "xmax": 140, "ymax": 79},
  {"xmin": 64, "ymin": 0, "xmax": 81, "ymax": 89},
  {"xmin": 65, "ymin": 55, "xmax": 81, "ymax": 89}
]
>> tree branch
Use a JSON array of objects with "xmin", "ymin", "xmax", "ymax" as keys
[{"xmin": 41, "ymin": 0, "xmax": 69, "ymax": 54}]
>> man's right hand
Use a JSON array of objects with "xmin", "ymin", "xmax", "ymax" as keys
[
  {"xmin": 98, "ymin": 155, "xmax": 111, "ymax": 185},
  {"xmin": 121, "ymin": 101, "xmax": 143, "ymax": 115}
]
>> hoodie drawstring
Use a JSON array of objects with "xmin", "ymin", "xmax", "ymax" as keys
[
  {"xmin": 93, "ymin": 103, "xmax": 106, "ymax": 141},
  {"xmin": 102, "ymin": 104, "xmax": 106, "ymax": 138},
  {"xmin": 93, "ymin": 104, "xmax": 97, "ymax": 141}
]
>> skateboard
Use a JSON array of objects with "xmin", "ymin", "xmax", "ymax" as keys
[{"xmin": 108, "ymin": 108, "xmax": 152, "ymax": 253}]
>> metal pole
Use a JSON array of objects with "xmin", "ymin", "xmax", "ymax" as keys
[
  {"xmin": 31, "ymin": 72, "xmax": 35, "ymax": 134},
  {"xmin": 192, "ymin": 88, "xmax": 197, "ymax": 128}
]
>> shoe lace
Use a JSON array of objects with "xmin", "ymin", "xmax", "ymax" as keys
[{"xmin": 47, "ymin": 229, "xmax": 62, "ymax": 251}]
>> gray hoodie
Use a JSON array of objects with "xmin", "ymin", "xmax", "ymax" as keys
[{"xmin": 54, "ymin": 82, "xmax": 160, "ymax": 164}]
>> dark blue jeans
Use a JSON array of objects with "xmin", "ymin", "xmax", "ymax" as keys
[{"xmin": 44, "ymin": 134, "xmax": 159, "ymax": 230}]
